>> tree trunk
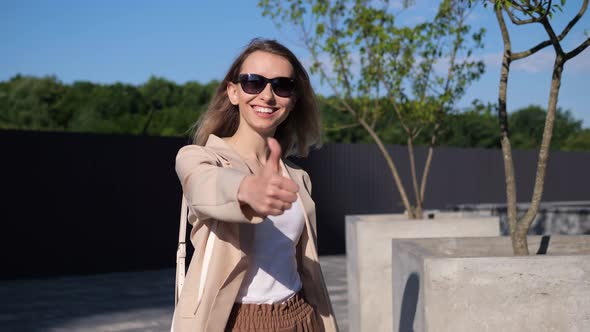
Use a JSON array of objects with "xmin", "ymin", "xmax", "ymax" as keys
[
  {"xmin": 513, "ymin": 56, "xmax": 565, "ymax": 254},
  {"xmin": 142, "ymin": 108, "xmax": 155, "ymax": 135},
  {"xmin": 407, "ymin": 137, "xmax": 423, "ymax": 219},
  {"xmin": 495, "ymin": 7, "xmax": 522, "ymax": 254},
  {"xmin": 419, "ymin": 122, "xmax": 440, "ymax": 216},
  {"xmin": 358, "ymin": 118, "xmax": 414, "ymax": 218}
]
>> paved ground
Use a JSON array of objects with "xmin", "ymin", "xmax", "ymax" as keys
[{"xmin": 0, "ymin": 256, "xmax": 348, "ymax": 332}]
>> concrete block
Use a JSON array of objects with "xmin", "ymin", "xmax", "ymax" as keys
[
  {"xmin": 346, "ymin": 213, "xmax": 500, "ymax": 332},
  {"xmin": 392, "ymin": 236, "xmax": 590, "ymax": 332}
]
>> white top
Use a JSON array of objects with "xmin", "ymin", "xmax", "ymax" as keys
[{"xmin": 236, "ymin": 197, "xmax": 305, "ymax": 304}]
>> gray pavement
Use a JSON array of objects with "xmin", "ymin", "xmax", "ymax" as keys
[{"xmin": 0, "ymin": 256, "xmax": 348, "ymax": 332}]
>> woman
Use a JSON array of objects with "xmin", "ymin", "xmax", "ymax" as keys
[{"xmin": 171, "ymin": 39, "xmax": 339, "ymax": 332}]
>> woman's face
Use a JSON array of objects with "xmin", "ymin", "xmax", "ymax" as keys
[{"xmin": 227, "ymin": 51, "xmax": 295, "ymax": 137}]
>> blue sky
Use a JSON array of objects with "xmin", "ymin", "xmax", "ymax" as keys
[{"xmin": 1, "ymin": 0, "xmax": 589, "ymax": 127}]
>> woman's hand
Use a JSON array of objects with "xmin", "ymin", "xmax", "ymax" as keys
[{"xmin": 237, "ymin": 138, "xmax": 299, "ymax": 216}]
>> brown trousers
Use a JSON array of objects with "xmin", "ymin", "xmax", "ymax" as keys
[{"xmin": 225, "ymin": 292, "xmax": 320, "ymax": 332}]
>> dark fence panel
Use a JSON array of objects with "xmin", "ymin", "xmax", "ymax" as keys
[
  {"xmin": 1, "ymin": 130, "xmax": 189, "ymax": 279},
  {"xmin": 2, "ymin": 130, "xmax": 589, "ymax": 278},
  {"xmin": 299, "ymin": 143, "xmax": 590, "ymax": 255}
]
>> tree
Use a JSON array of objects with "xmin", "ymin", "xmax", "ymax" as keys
[
  {"xmin": 259, "ymin": 0, "xmax": 485, "ymax": 218},
  {"xmin": 480, "ymin": 0, "xmax": 590, "ymax": 255},
  {"xmin": 139, "ymin": 76, "xmax": 179, "ymax": 135},
  {"xmin": 509, "ymin": 105, "xmax": 583, "ymax": 150},
  {"xmin": 563, "ymin": 129, "xmax": 590, "ymax": 151},
  {"xmin": 439, "ymin": 100, "xmax": 501, "ymax": 148},
  {"xmin": 0, "ymin": 75, "xmax": 67, "ymax": 131}
]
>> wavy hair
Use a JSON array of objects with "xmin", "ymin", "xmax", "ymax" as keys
[{"xmin": 192, "ymin": 38, "xmax": 321, "ymax": 157}]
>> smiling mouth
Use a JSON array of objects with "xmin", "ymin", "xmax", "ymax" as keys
[{"xmin": 253, "ymin": 106, "xmax": 278, "ymax": 114}]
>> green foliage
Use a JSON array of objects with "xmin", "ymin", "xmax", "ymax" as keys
[
  {"xmin": 476, "ymin": 0, "xmax": 567, "ymax": 19},
  {"xmin": 259, "ymin": 0, "xmax": 486, "ymax": 147},
  {"xmin": 321, "ymin": 98, "xmax": 590, "ymax": 151},
  {"xmin": 438, "ymin": 101, "xmax": 501, "ymax": 149},
  {"xmin": 0, "ymin": 75, "xmax": 216, "ymax": 137},
  {"xmin": 508, "ymin": 105, "xmax": 583, "ymax": 150},
  {"xmin": 563, "ymin": 129, "xmax": 590, "ymax": 151},
  {"xmin": 2, "ymin": 76, "xmax": 589, "ymax": 151},
  {"xmin": 0, "ymin": 75, "xmax": 67, "ymax": 130}
]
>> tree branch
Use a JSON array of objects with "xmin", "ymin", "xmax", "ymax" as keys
[
  {"xmin": 323, "ymin": 123, "xmax": 361, "ymax": 131},
  {"xmin": 512, "ymin": 0, "xmax": 588, "ymax": 60},
  {"xmin": 565, "ymin": 37, "xmax": 590, "ymax": 61},
  {"xmin": 540, "ymin": 16, "xmax": 564, "ymax": 55},
  {"xmin": 505, "ymin": 6, "xmax": 538, "ymax": 25},
  {"xmin": 512, "ymin": 39, "xmax": 552, "ymax": 60},
  {"xmin": 328, "ymin": 11, "xmax": 354, "ymax": 99},
  {"xmin": 558, "ymin": 0, "xmax": 589, "ymax": 40},
  {"xmin": 358, "ymin": 117, "xmax": 414, "ymax": 218}
]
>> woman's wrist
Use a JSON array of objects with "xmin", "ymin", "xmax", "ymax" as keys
[{"xmin": 237, "ymin": 175, "xmax": 253, "ymax": 205}]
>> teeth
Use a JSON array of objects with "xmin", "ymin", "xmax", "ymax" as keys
[{"xmin": 254, "ymin": 107, "xmax": 275, "ymax": 113}]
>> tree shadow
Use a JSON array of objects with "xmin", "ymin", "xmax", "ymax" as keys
[{"xmin": 398, "ymin": 272, "xmax": 420, "ymax": 332}]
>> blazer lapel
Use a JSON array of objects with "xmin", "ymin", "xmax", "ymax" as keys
[
  {"xmin": 204, "ymin": 134, "xmax": 251, "ymax": 174},
  {"xmin": 281, "ymin": 160, "xmax": 317, "ymax": 240}
]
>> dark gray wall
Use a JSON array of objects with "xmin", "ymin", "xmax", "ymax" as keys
[{"xmin": 2, "ymin": 130, "xmax": 589, "ymax": 279}]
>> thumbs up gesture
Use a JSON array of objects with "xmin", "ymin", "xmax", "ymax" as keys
[{"xmin": 237, "ymin": 138, "xmax": 300, "ymax": 216}]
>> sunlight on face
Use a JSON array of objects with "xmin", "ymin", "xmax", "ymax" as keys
[{"xmin": 228, "ymin": 51, "xmax": 295, "ymax": 137}]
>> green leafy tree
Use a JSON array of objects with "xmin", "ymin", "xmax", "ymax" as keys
[
  {"xmin": 509, "ymin": 105, "xmax": 583, "ymax": 150},
  {"xmin": 139, "ymin": 76, "xmax": 179, "ymax": 135},
  {"xmin": 563, "ymin": 129, "xmax": 590, "ymax": 151},
  {"xmin": 145, "ymin": 80, "xmax": 217, "ymax": 137},
  {"xmin": 260, "ymin": 0, "xmax": 485, "ymax": 218},
  {"xmin": 0, "ymin": 75, "xmax": 219, "ymax": 137},
  {"xmin": 0, "ymin": 75, "xmax": 67, "ymax": 130},
  {"xmin": 439, "ymin": 100, "xmax": 501, "ymax": 148}
]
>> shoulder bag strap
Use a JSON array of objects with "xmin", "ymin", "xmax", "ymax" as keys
[
  {"xmin": 175, "ymin": 153, "xmax": 228, "ymax": 306},
  {"xmin": 174, "ymin": 196, "xmax": 188, "ymax": 306}
]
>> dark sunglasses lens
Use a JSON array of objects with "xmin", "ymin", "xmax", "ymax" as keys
[
  {"xmin": 240, "ymin": 75, "xmax": 266, "ymax": 94},
  {"xmin": 239, "ymin": 74, "xmax": 294, "ymax": 97},
  {"xmin": 271, "ymin": 78, "xmax": 295, "ymax": 97}
]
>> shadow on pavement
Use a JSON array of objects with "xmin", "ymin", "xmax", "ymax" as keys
[{"xmin": 0, "ymin": 269, "xmax": 175, "ymax": 332}]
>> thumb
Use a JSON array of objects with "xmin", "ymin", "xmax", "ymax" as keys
[{"xmin": 264, "ymin": 137, "xmax": 282, "ymax": 175}]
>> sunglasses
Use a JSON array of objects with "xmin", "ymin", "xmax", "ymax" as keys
[{"xmin": 236, "ymin": 73, "xmax": 295, "ymax": 98}]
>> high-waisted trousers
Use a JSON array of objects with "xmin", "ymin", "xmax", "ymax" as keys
[{"xmin": 225, "ymin": 292, "xmax": 320, "ymax": 332}]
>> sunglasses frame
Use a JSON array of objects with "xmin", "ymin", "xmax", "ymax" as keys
[{"xmin": 236, "ymin": 73, "xmax": 295, "ymax": 98}]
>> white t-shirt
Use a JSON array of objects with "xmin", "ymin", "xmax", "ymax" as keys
[{"xmin": 236, "ymin": 197, "xmax": 305, "ymax": 304}]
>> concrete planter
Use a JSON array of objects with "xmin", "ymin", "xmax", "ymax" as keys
[
  {"xmin": 345, "ymin": 213, "xmax": 500, "ymax": 332},
  {"xmin": 391, "ymin": 235, "xmax": 590, "ymax": 332}
]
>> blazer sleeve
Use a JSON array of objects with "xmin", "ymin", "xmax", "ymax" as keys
[{"xmin": 175, "ymin": 145, "xmax": 262, "ymax": 224}]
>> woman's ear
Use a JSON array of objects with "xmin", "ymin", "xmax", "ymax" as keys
[{"xmin": 227, "ymin": 82, "xmax": 239, "ymax": 105}]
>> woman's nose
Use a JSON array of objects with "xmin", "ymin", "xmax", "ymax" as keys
[{"xmin": 259, "ymin": 82, "xmax": 275, "ymax": 101}]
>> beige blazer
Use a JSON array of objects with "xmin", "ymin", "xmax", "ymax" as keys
[{"xmin": 171, "ymin": 134, "xmax": 339, "ymax": 332}]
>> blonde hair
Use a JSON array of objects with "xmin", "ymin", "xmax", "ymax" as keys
[{"xmin": 193, "ymin": 38, "xmax": 321, "ymax": 157}]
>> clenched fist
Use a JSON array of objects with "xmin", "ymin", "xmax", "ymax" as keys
[{"xmin": 237, "ymin": 138, "xmax": 299, "ymax": 216}]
